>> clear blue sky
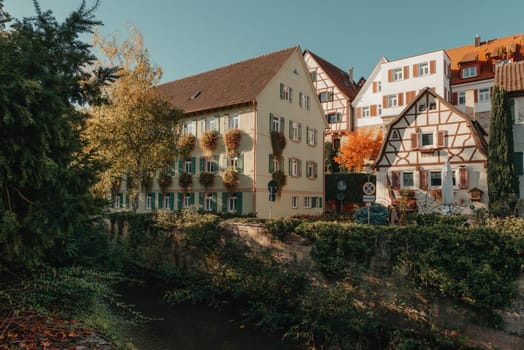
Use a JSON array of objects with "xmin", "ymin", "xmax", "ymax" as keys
[{"xmin": 3, "ymin": 0, "xmax": 524, "ymax": 84}]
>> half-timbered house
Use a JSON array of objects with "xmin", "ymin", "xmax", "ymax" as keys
[{"xmin": 374, "ymin": 88, "xmax": 488, "ymax": 213}]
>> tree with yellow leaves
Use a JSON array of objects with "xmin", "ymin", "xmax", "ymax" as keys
[
  {"xmin": 86, "ymin": 27, "xmax": 183, "ymax": 211},
  {"xmin": 334, "ymin": 129, "xmax": 383, "ymax": 172}
]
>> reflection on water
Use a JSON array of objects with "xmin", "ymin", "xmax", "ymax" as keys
[{"xmin": 119, "ymin": 284, "xmax": 297, "ymax": 350}]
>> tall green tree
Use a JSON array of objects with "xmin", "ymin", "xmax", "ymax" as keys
[
  {"xmin": 0, "ymin": 0, "xmax": 114, "ymax": 272},
  {"xmin": 487, "ymin": 85, "xmax": 519, "ymax": 216},
  {"xmin": 86, "ymin": 28, "xmax": 183, "ymax": 211}
]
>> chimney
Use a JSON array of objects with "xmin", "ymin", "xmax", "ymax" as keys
[
  {"xmin": 474, "ymin": 35, "xmax": 480, "ymax": 48},
  {"xmin": 465, "ymin": 89, "xmax": 476, "ymax": 119},
  {"xmin": 348, "ymin": 67, "xmax": 353, "ymax": 82}
]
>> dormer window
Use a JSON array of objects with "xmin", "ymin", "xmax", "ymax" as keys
[{"xmin": 462, "ymin": 66, "xmax": 478, "ymax": 79}]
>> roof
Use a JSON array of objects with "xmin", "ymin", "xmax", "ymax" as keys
[
  {"xmin": 155, "ymin": 47, "xmax": 299, "ymax": 114},
  {"xmin": 303, "ymin": 49, "xmax": 360, "ymax": 99},
  {"xmin": 494, "ymin": 61, "xmax": 524, "ymax": 92},
  {"xmin": 446, "ymin": 34, "xmax": 524, "ymax": 85},
  {"xmin": 375, "ymin": 88, "xmax": 488, "ymax": 165}
]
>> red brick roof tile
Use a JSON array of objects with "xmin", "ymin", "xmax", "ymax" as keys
[{"xmin": 495, "ymin": 61, "xmax": 524, "ymax": 92}]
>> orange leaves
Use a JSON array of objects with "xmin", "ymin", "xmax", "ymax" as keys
[{"xmin": 334, "ymin": 129, "xmax": 383, "ymax": 172}]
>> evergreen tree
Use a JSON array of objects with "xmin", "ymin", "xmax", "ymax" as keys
[
  {"xmin": 487, "ymin": 85, "xmax": 518, "ymax": 216},
  {"xmin": 0, "ymin": 1, "xmax": 113, "ymax": 272}
]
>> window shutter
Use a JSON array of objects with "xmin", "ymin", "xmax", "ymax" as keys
[
  {"xmin": 370, "ymin": 105, "xmax": 377, "ymax": 116},
  {"xmin": 169, "ymin": 192, "xmax": 175, "ymax": 210},
  {"xmin": 391, "ymin": 171, "xmax": 400, "ymax": 190},
  {"xmin": 372, "ymin": 82, "xmax": 377, "ymax": 93},
  {"xmin": 419, "ymin": 170, "xmax": 428, "ymax": 190},
  {"xmin": 200, "ymin": 157, "xmax": 205, "ymax": 172},
  {"xmin": 403, "ymin": 65, "xmax": 409, "ymax": 79},
  {"xmin": 198, "ymin": 192, "xmax": 204, "ymax": 207},
  {"xmin": 314, "ymin": 129, "xmax": 317, "ymax": 145},
  {"xmin": 314, "ymin": 162, "xmax": 318, "ymax": 178},
  {"xmin": 223, "ymin": 113, "xmax": 229, "ymax": 131},
  {"xmin": 269, "ymin": 113, "xmax": 274, "ymax": 133},
  {"xmin": 312, "ymin": 197, "xmax": 317, "ymax": 208},
  {"xmin": 238, "ymin": 153, "xmax": 244, "ymax": 173},
  {"xmin": 190, "ymin": 192, "xmax": 195, "ymax": 205},
  {"xmin": 213, "ymin": 155, "xmax": 219, "ymax": 173},
  {"xmin": 212, "ymin": 193, "xmax": 218, "ymax": 211},
  {"xmin": 269, "ymin": 154, "xmax": 274, "ymax": 173},
  {"xmin": 289, "ymin": 88, "xmax": 293, "ymax": 103},
  {"xmin": 388, "ymin": 69, "xmax": 393, "ymax": 82},
  {"xmin": 514, "ymin": 152, "xmax": 524, "ymax": 175},
  {"xmin": 177, "ymin": 193, "xmax": 183, "ymax": 209},
  {"xmin": 298, "ymin": 123, "xmax": 302, "ymax": 141},
  {"xmin": 459, "ymin": 166, "xmax": 469, "ymax": 189},
  {"xmin": 413, "ymin": 64, "xmax": 419, "ymax": 77},
  {"xmin": 289, "ymin": 158, "xmax": 292, "ymax": 175},
  {"xmin": 430, "ymin": 60, "xmax": 436, "ymax": 74},
  {"xmin": 474, "ymin": 89, "xmax": 478, "ymax": 103},
  {"xmin": 178, "ymin": 159, "xmax": 183, "ymax": 173},
  {"xmin": 382, "ymin": 95, "xmax": 388, "ymax": 108},
  {"xmin": 411, "ymin": 133, "xmax": 418, "ymax": 149},
  {"xmin": 298, "ymin": 159, "xmax": 302, "ymax": 176},
  {"xmin": 236, "ymin": 192, "xmax": 243, "ymax": 213},
  {"xmin": 280, "ymin": 83, "xmax": 284, "ymax": 99},
  {"xmin": 191, "ymin": 157, "xmax": 196, "ymax": 175},
  {"xmin": 318, "ymin": 197, "xmax": 323, "ymax": 208},
  {"xmin": 125, "ymin": 194, "xmax": 130, "ymax": 208},
  {"xmin": 151, "ymin": 192, "xmax": 156, "ymax": 210},
  {"xmin": 306, "ymin": 126, "xmax": 310, "ymax": 144},
  {"xmin": 452, "ymin": 92, "xmax": 458, "ymax": 105},
  {"xmin": 299, "ymin": 92, "xmax": 303, "ymax": 107},
  {"xmin": 118, "ymin": 193, "xmax": 124, "ymax": 208},
  {"xmin": 289, "ymin": 120, "xmax": 293, "ymax": 139},
  {"xmin": 356, "ymin": 107, "xmax": 362, "ymax": 118},
  {"xmin": 158, "ymin": 193, "xmax": 163, "ymax": 209},
  {"xmin": 437, "ymin": 130, "xmax": 446, "ymax": 148},
  {"xmin": 280, "ymin": 117, "xmax": 285, "ymax": 133},
  {"xmin": 398, "ymin": 92, "xmax": 404, "ymax": 106},
  {"xmin": 221, "ymin": 192, "xmax": 228, "ymax": 212}
]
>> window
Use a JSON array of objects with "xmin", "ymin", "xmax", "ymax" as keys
[
  {"xmin": 327, "ymin": 112, "xmax": 340, "ymax": 123},
  {"xmin": 292, "ymin": 196, "xmax": 299, "ymax": 209},
  {"xmin": 421, "ymin": 133, "xmax": 434, "ymax": 147},
  {"xmin": 146, "ymin": 193, "xmax": 152, "ymax": 210},
  {"xmin": 280, "ymin": 83, "xmax": 292, "ymax": 102},
  {"xmin": 377, "ymin": 81, "xmax": 382, "ymax": 92},
  {"xmin": 419, "ymin": 62, "xmax": 429, "ymax": 76},
  {"xmin": 114, "ymin": 193, "xmax": 123, "ymax": 209},
  {"xmin": 429, "ymin": 102, "xmax": 437, "ymax": 110},
  {"xmin": 309, "ymin": 70, "xmax": 317, "ymax": 82},
  {"xmin": 307, "ymin": 127, "xmax": 317, "ymax": 146},
  {"xmin": 387, "ymin": 94, "xmax": 398, "ymax": 107},
  {"xmin": 205, "ymin": 116, "xmax": 218, "ymax": 131},
  {"xmin": 430, "ymin": 171, "xmax": 442, "ymax": 187},
  {"xmin": 304, "ymin": 197, "xmax": 311, "ymax": 209},
  {"xmin": 228, "ymin": 195, "xmax": 237, "ymax": 212},
  {"xmin": 402, "ymin": 172, "xmax": 414, "ymax": 188},
  {"xmin": 164, "ymin": 193, "xmax": 171, "ymax": 210},
  {"xmin": 182, "ymin": 121, "xmax": 195, "ymax": 135},
  {"xmin": 184, "ymin": 160, "xmax": 192, "ymax": 173},
  {"xmin": 307, "ymin": 161, "xmax": 317, "ymax": 179},
  {"xmin": 229, "ymin": 113, "xmax": 240, "ymax": 129},
  {"xmin": 183, "ymin": 194, "xmax": 191, "ymax": 208},
  {"xmin": 271, "ymin": 115, "xmax": 281, "ymax": 132},
  {"xmin": 393, "ymin": 67, "xmax": 403, "ymax": 81},
  {"xmin": 418, "ymin": 104, "xmax": 426, "ymax": 112},
  {"xmin": 462, "ymin": 66, "xmax": 477, "ymax": 79},
  {"xmin": 291, "ymin": 158, "xmax": 299, "ymax": 177},
  {"xmin": 458, "ymin": 91, "xmax": 465, "ymax": 104},
  {"xmin": 378, "ymin": 104, "xmax": 382, "ymax": 116},
  {"xmin": 300, "ymin": 93, "xmax": 310, "ymax": 110},
  {"xmin": 206, "ymin": 158, "xmax": 217, "ymax": 172},
  {"xmin": 319, "ymin": 91, "xmax": 333, "ymax": 102},
  {"xmin": 479, "ymin": 88, "xmax": 490, "ymax": 102},
  {"xmin": 291, "ymin": 121, "xmax": 301, "ymax": 141},
  {"xmin": 204, "ymin": 193, "xmax": 214, "ymax": 211},
  {"xmin": 362, "ymin": 106, "xmax": 370, "ymax": 117}
]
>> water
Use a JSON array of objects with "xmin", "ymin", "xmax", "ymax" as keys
[{"xmin": 119, "ymin": 284, "xmax": 298, "ymax": 350}]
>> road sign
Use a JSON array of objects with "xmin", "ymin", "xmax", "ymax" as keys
[
  {"xmin": 336, "ymin": 192, "xmax": 345, "ymax": 201},
  {"xmin": 363, "ymin": 195, "xmax": 376, "ymax": 202},
  {"xmin": 362, "ymin": 182, "xmax": 376, "ymax": 195},
  {"xmin": 268, "ymin": 180, "xmax": 279, "ymax": 192}
]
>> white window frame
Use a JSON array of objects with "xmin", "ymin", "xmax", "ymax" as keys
[
  {"xmin": 377, "ymin": 81, "xmax": 382, "ymax": 92},
  {"xmin": 183, "ymin": 194, "xmax": 191, "ymax": 208},
  {"xmin": 401, "ymin": 172, "xmax": 415, "ymax": 189},
  {"xmin": 430, "ymin": 171, "xmax": 442, "ymax": 188},
  {"xmin": 304, "ymin": 197, "xmax": 311, "ymax": 209},
  {"xmin": 462, "ymin": 66, "xmax": 477, "ymax": 79},
  {"xmin": 319, "ymin": 90, "xmax": 333, "ymax": 103},
  {"xmin": 182, "ymin": 120, "xmax": 195, "ymax": 136},
  {"xmin": 184, "ymin": 160, "xmax": 192, "ymax": 173},
  {"xmin": 291, "ymin": 121, "xmax": 300, "ymax": 141},
  {"xmin": 229, "ymin": 113, "xmax": 240, "ymax": 129},
  {"xmin": 302, "ymin": 94, "xmax": 310, "ymax": 110},
  {"xmin": 419, "ymin": 62, "xmax": 429, "ymax": 76},
  {"xmin": 387, "ymin": 95, "xmax": 398, "ymax": 107},
  {"xmin": 164, "ymin": 193, "xmax": 171, "ymax": 210},
  {"xmin": 292, "ymin": 196, "xmax": 299, "ymax": 209},
  {"xmin": 421, "ymin": 132, "xmax": 434, "ymax": 148},
  {"xmin": 307, "ymin": 128, "xmax": 317, "ymax": 146},
  {"xmin": 282, "ymin": 84, "xmax": 291, "ymax": 101},
  {"xmin": 378, "ymin": 104, "xmax": 382, "ymax": 116},
  {"xmin": 206, "ymin": 116, "xmax": 218, "ymax": 132},
  {"xmin": 307, "ymin": 161, "xmax": 316, "ymax": 179},
  {"xmin": 273, "ymin": 157, "xmax": 281, "ymax": 172},
  {"xmin": 393, "ymin": 68, "xmax": 403, "ymax": 81},
  {"xmin": 271, "ymin": 115, "xmax": 281, "ymax": 132},
  {"xmin": 228, "ymin": 195, "xmax": 237, "ymax": 212},
  {"xmin": 228, "ymin": 156, "xmax": 238, "ymax": 169},
  {"xmin": 458, "ymin": 91, "xmax": 466, "ymax": 104},
  {"xmin": 362, "ymin": 106, "xmax": 370, "ymax": 117},
  {"xmin": 479, "ymin": 88, "xmax": 490, "ymax": 102},
  {"xmin": 327, "ymin": 112, "xmax": 339, "ymax": 123},
  {"xmin": 206, "ymin": 158, "xmax": 216, "ymax": 172},
  {"xmin": 146, "ymin": 194, "xmax": 152, "ymax": 210},
  {"xmin": 204, "ymin": 193, "xmax": 214, "ymax": 211},
  {"xmin": 309, "ymin": 70, "xmax": 317, "ymax": 82},
  {"xmin": 291, "ymin": 158, "xmax": 299, "ymax": 177}
]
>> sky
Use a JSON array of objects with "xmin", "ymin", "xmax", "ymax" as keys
[{"xmin": 3, "ymin": 0, "xmax": 524, "ymax": 84}]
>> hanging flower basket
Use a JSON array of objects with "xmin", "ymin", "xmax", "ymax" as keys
[
  {"xmin": 141, "ymin": 171, "xmax": 154, "ymax": 191},
  {"xmin": 222, "ymin": 166, "xmax": 240, "ymax": 192},
  {"xmin": 225, "ymin": 128, "xmax": 241, "ymax": 157},
  {"xmin": 178, "ymin": 134, "xmax": 196, "ymax": 159},
  {"xmin": 179, "ymin": 172, "xmax": 192, "ymax": 193},
  {"xmin": 199, "ymin": 171, "xmax": 215, "ymax": 189},
  {"xmin": 272, "ymin": 169, "xmax": 287, "ymax": 196},
  {"xmin": 200, "ymin": 130, "xmax": 220, "ymax": 157},
  {"xmin": 271, "ymin": 131, "xmax": 287, "ymax": 158},
  {"xmin": 157, "ymin": 172, "xmax": 173, "ymax": 192}
]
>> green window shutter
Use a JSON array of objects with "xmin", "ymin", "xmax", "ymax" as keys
[
  {"xmin": 125, "ymin": 194, "xmax": 130, "ymax": 208},
  {"xmin": 151, "ymin": 192, "xmax": 156, "ymax": 210},
  {"xmin": 212, "ymin": 192, "xmax": 218, "ymax": 211},
  {"xmin": 289, "ymin": 120, "xmax": 293, "ymax": 139},
  {"xmin": 299, "ymin": 92, "xmax": 303, "ymax": 107},
  {"xmin": 199, "ymin": 192, "xmax": 204, "ymax": 207},
  {"xmin": 221, "ymin": 192, "xmax": 228, "ymax": 212},
  {"xmin": 298, "ymin": 123, "xmax": 302, "ymax": 141},
  {"xmin": 314, "ymin": 129, "xmax": 317, "ymax": 145},
  {"xmin": 169, "ymin": 192, "xmax": 175, "ymax": 210},
  {"xmin": 306, "ymin": 126, "xmax": 310, "ymax": 144},
  {"xmin": 178, "ymin": 159, "xmax": 183, "ymax": 173},
  {"xmin": 279, "ymin": 83, "xmax": 284, "ymax": 99},
  {"xmin": 191, "ymin": 157, "xmax": 196, "ymax": 175},
  {"xmin": 237, "ymin": 192, "xmax": 243, "ymax": 214},
  {"xmin": 319, "ymin": 197, "xmax": 323, "ymax": 209},
  {"xmin": 190, "ymin": 192, "xmax": 195, "ymax": 205},
  {"xmin": 289, "ymin": 87, "xmax": 293, "ymax": 103},
  {"xmin": 158, "ymin": 193, "xmax": 163, "ymax": 209},
  {"xmin": 200, "ymin": 157, "xmax": 205, "ymax": 172},
  {"xmin": 213, "ymin": 155, "xmax": 219, "ymax": 173},
  {"xmin": 238, "ymin": 153, "xmax": 244, "ymax": 173},
  {"xmin": 118, "ymin": 193, "xmax": 124, "ymax": 207},
  {"xmin": 223, "ymin": 113, "xmax": 229, "ymax": 131},
  {"xmin": 269, "ymin": 154, "xmax": 274, "ymax": 173},
  {"xmin": 280, "ymin": 117, "xmax": 285, "ymax": 133},
  {"xmin": 177, "ymin": 192, "xmax": 183, "ymax": 210},
  {"xmin": 314, "ymin": 162, "xmax": 318, "ymax": 178},
  {"xmin": 514, "ymin": 152, "xmax": 524, "ymax": 175},
  {"xmin": 269, "ymin": 113, "xmax": 274, "ymax": 132},
  {"xmin": 312, "ymin": 197, "xmax": 317, "ymax": 208},
  {"xmin": 298, "ymin": 159, "xmax": 302, "ymax": 177},
  {"xmin": 288, "ymin": 158, "xmax": 292, "ymax": 175}
]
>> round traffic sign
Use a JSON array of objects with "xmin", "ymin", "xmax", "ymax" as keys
[
  {"xmin": 336, "ymin": 192, "xmax": 345, "ymax": 200},
  {"xmin": 268, "ymin": 180, "xmax": 279, "ymax": 192},
  {"xmin": 362, "ymin": 182, "xmax": 376, "ymax": 195}
]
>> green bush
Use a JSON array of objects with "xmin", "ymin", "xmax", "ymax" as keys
[
  {"xmin": 266, "ymin": 217, "xmax": 301, "ymax": 240},
  {"xmin": 413, "ymin": 213, "xmax": 469, "ymax": 226},
  {"xmin": 353, "ymin": 203, "xmax": 389, "ymax": 225}
]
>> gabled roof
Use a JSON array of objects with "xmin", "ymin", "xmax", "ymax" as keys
[
  {"xmin": 446, "ymin": 34, "xmax": 524, "ymax": 85},
  {"xmin": 495, "ymin": 61, "xmax": 524, "ymax": 93},
  {"xmin": 155, "ymin": 47, "xmax": 299, "ymax": 114},
  {"xmin": 375, "ymin": 88, "xmax": 488, "ymax": 165},
  {"xmin": 303, "ymin": 49, "xmax": 360, "ymax": 99},
  {"xmin": 352, "ymin": 57, "xmax": 389, "ymax": 105}
]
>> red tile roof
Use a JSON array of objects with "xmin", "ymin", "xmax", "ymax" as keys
[
  {"xmin": 495, "ymin": 61, "xmax": 524, "ymax": 92},
  {"xmin": 446, "ymin": 34, "xmax": 524, "ymax": 85},
  {"xmin": 303, "ymin": 49, "xmax": 359, "ymax": 99},
  {"xmin": 155, "ymin": 47, "xmax": 299, "ymax": 114}
]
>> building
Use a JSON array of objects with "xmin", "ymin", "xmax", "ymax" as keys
[
  {"xmin": 374, "ymin": 88, "xmax": 488, "ymax": 213},
  {"xmin": 352, "ymin": 50, "xmax": 452, "ymax": 134},
  {"xmin": 494, "ymin": 60, "xmax": 524, "ymax": 196},
  {"xmin": 118, "ymin": 46, "xmax": 327, "ymax": 218},
  {"xmin": 447, "ymin": 34, "xmax": 524, "ymax": 132},
  {"xmin": 303, "ymin": 50, "xmax": 360, "ymax": 149}
]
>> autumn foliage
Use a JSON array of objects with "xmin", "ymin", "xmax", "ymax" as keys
[{"xmin": 334, "ymin": 129, "xmax": 383, "ymax": 172}]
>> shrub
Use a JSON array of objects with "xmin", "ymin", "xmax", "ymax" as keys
[
  {"xmin": 266, "ymin": 217, "xmax": 301, "ymax": 241},
  {"xmin": 353, "ymin": 203, "xmax": 389, "ymax": 225},
  {"xmin": 198, "ymin": 171, "xmax": 215, "ymax": 189},
  {"xmin": 178, "ymin": 172, "xmax": 192, "ymax": 192}
]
